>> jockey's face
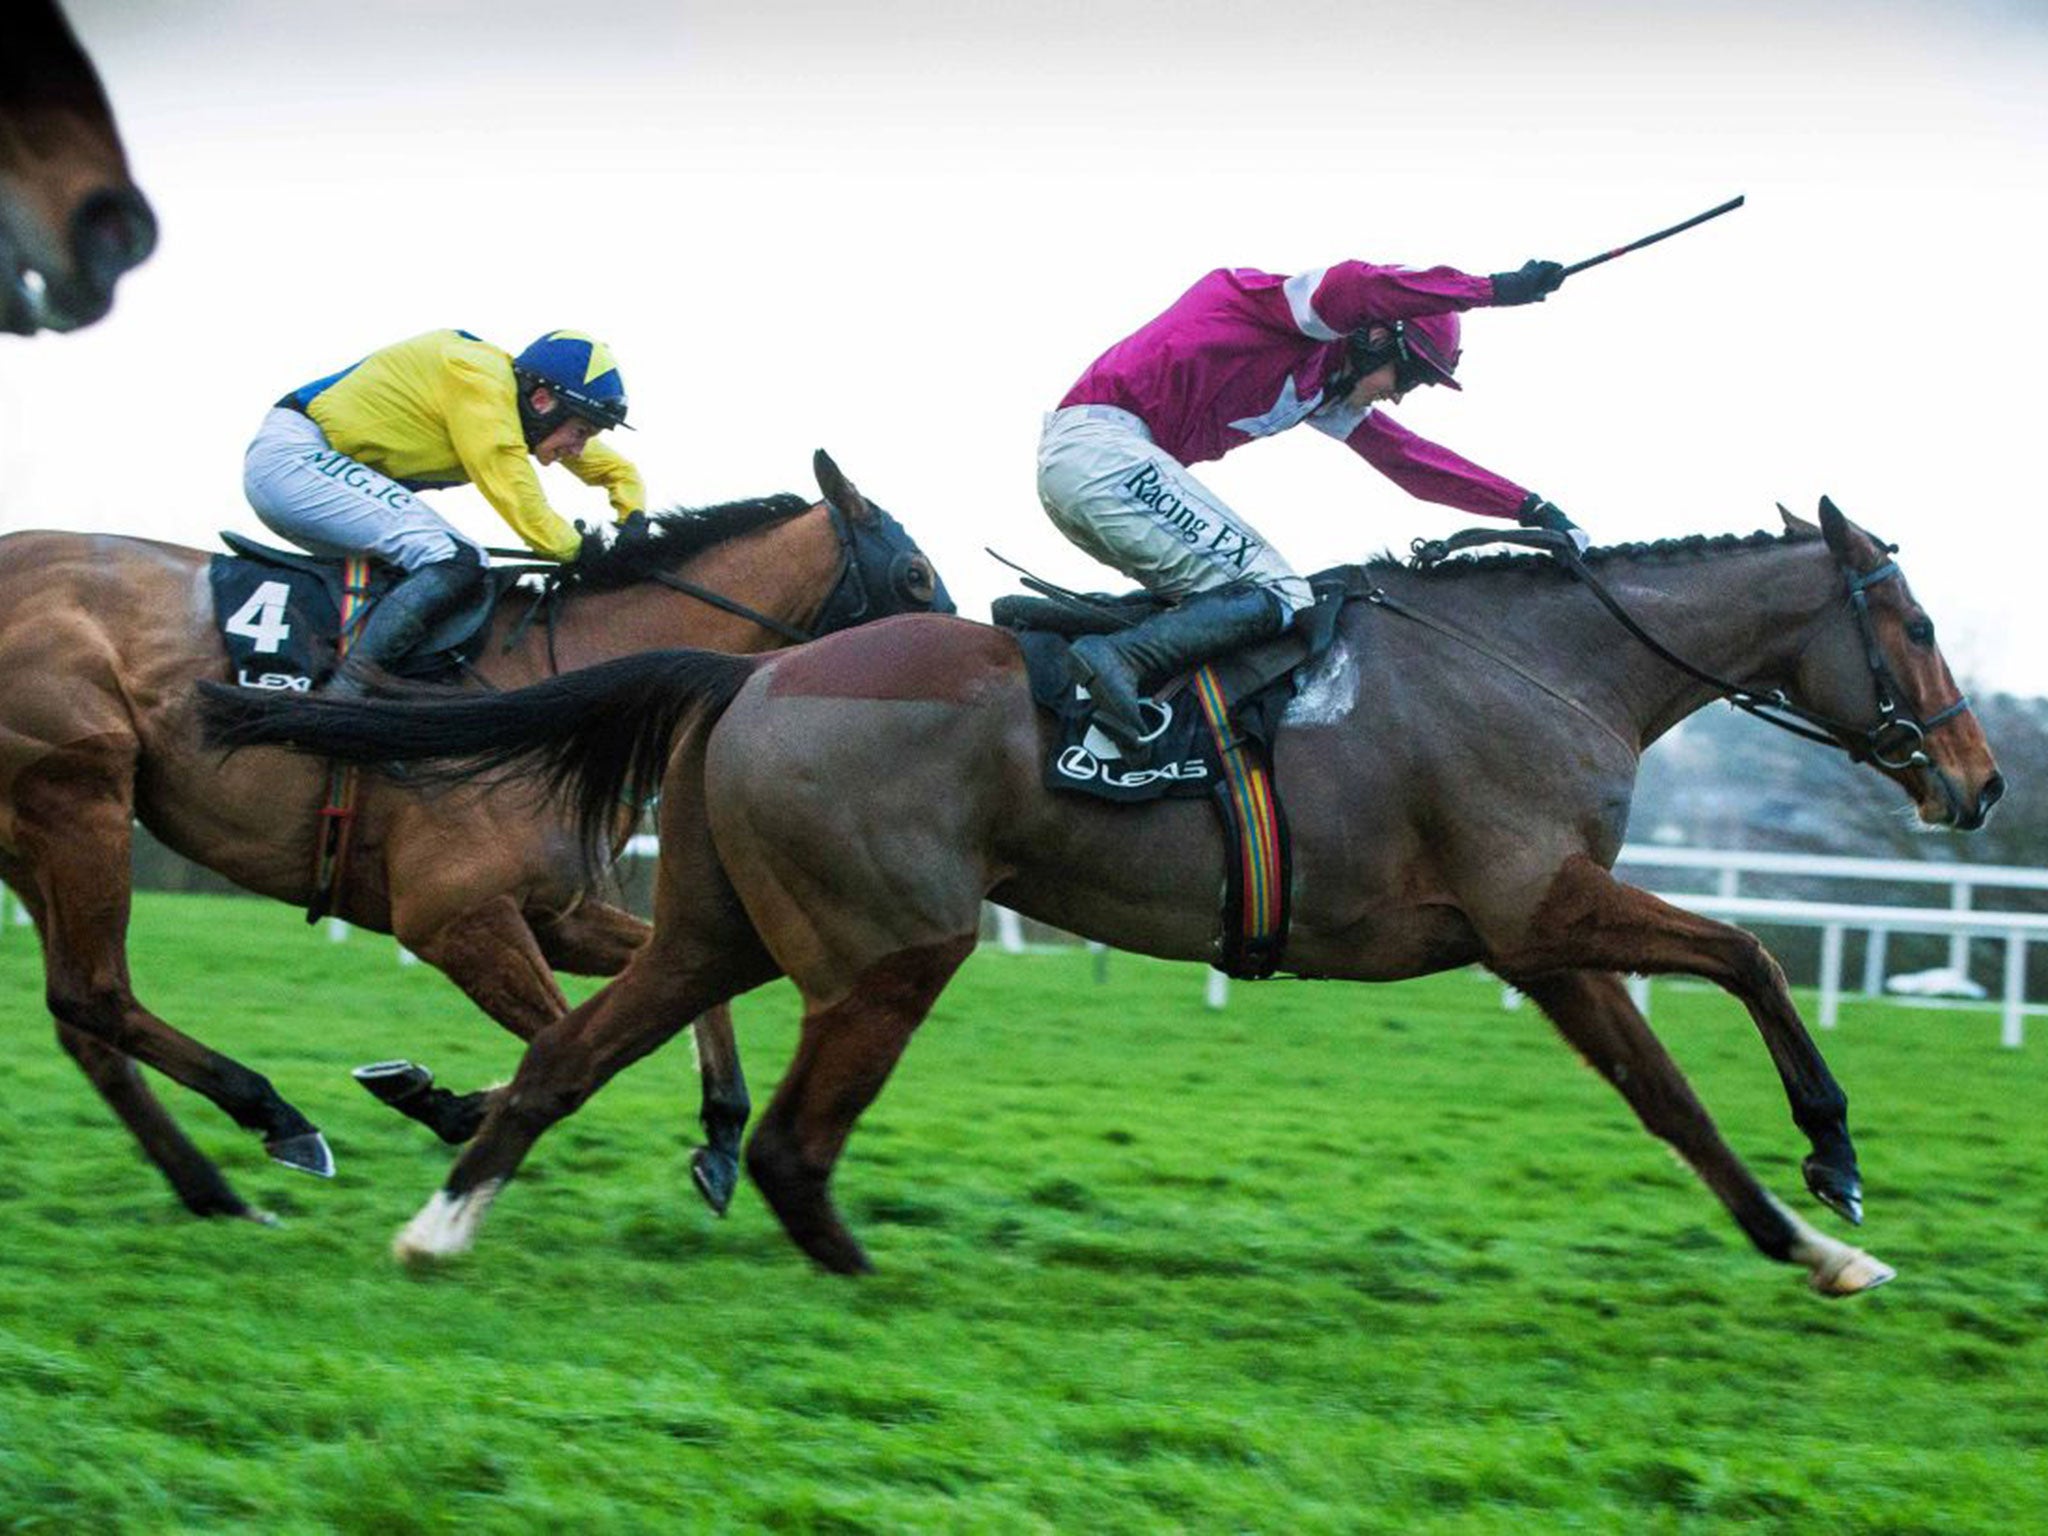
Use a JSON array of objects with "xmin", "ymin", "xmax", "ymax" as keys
[
  {"xmin": 527, "ymin": 387, "xmax": 606, "ymax": 465},
  {"xmin": 1344, "ymin": 360, "xmax": 1403, "ymax": 409}
]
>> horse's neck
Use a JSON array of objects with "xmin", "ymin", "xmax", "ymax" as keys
[
  {"xmin": 1366, "ymin": 542, "xmax": 1836, "ymax": 751},
  {"xmin": 1561, "ymin": 543, "xmax": 1837, "ymax": 747},
  {"xmin": 479, "ymin": 508, "xmax": 838, "ymax": 682}
]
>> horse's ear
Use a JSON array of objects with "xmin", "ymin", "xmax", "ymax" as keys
[
  {"xmin": 1818, "ymin": 495, "xmax": 1852, "ymax": 556},
  {"xmin": 1778, "ymin": 502, "xmax": 1820, "ymax": 538},
  {"xmin": 813, "ymin": 449, "xmax": 873, "ymax": 525}
]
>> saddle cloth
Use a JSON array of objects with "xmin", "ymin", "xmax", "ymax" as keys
[
  {"xmin": 1000, "ymin": 568, "xmax": 1355, "ymax": 802},
  {"xmin": 998, "ymin": 570, "xmax": 1359, "ymax": 978},
  {"xmin": 208, "ymin": 532, "xmax": 500, "ymax": 692}
]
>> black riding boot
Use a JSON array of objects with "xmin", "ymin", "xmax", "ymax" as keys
[
  {"xmin": 328, "ymin": 548, "xmax": 484, "ymax": 696},
  {"xmin": 1065, "ymin": 585, "xmax": 1289, "ymax": 760}
]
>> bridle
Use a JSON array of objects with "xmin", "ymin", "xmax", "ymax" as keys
[
  {"xmin": 492, "ymin": 501, "xmax": 940, "ymax": 672},
  {"xmin": 635, "ymin": 501, "xmax": 866, "ymax": 645},
  {"xmin": 1410, "ymin": 527, "xmax": 1973, "ymax": 771}
]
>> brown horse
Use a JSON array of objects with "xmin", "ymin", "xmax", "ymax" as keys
[
  {"xmin": 0, "ymin": 452, "xmax": 948, "ymax": 1221},
  {"xmin": 202, "ymin": 500, "xmax": 2004, "ymax": 1293},
  {"xmin": 1, "ymin": 0, "xmax": 157, "ymax": 334}
]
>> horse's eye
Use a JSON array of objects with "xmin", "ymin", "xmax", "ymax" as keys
[
  {"xmin": 899, "ymin": 556, "xmax": 936, "ymax": 606},
  {"xmin": 1905, "ymin": 617, "xmax": 1935, "ymax": 647}
]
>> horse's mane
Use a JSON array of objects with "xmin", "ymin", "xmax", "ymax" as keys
[
  {"xmin": 1365, "ymin": 527, "xmax": 1812, "ymax": 581},
  {"xmin": 565, "ymin": 493, "xmax": 813, "ymax": 592}
]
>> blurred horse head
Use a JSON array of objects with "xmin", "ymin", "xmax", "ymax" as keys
[{"xmin": 1, "ymin": 0, "xmax": 157, "ymax": 335}]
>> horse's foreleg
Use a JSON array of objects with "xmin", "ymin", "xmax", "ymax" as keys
[
  {"xmin": 1516, "ymin": 971, "xmax": 1892, "ymax": 1296},
  {"xmin": 747, "ymin": 936, "xmax": 976, "ymax": 1276},
  {"xmin": 529, "ymin": 897, "xmax": 649, "ymax": 975},
  {"xmin": 1506, "ymin": 855, "xmax": 1861, "ymax": 1224},
  {"xmin": 16, "ymin": 760, "xmax": 331, "ymax": 1182},
  {"xmin": 688, "ymin": 1005, "xmax": 749, "ymax": 1216},
  {"xmin": 380, "ymin": 893, "xmax": 571, "ymax": 1144},
  {"xmin": 529, "ymin": 899, "xmax": 750, "ymax": 1214}
]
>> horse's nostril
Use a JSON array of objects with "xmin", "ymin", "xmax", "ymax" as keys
[
  {"xmin": 1983, "ymin": 771, "xmax": 2007, "ymax": 808},
  {"xmin": 70, "ymin": 188, "xmax": 158, "ymax": 290}
]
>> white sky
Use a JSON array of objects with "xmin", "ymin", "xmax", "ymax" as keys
[{"xmin": 7, "ymin": 0, "xmax": 2046, "ymax": 696}]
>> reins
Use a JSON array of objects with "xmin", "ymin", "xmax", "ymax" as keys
[
  {"xmin": 484, "ymin": 506, "xmax": 865, "ymax": 670},
  {"xmin": 1358, "ymin": 577, "xmax": 1638, "ymax": 753},
  {"xmin": 1405, "ymin": 526, "xmax": 1972, "ymax": 770}
]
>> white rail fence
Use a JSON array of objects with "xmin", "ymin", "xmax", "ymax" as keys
[
  {"xmin": 11, "ymin": 844, "xmax": 2040, "ymax": 1047},
  {"xmin": 991, "ymin": 846, "xmax": 2048, "ymax": 1049}
]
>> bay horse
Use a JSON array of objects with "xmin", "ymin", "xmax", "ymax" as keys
[
  {"xmin": 1, "ymin": 0, "xmax": 157, "ymax": 334},
  {"xmin": 0, "ymin": 451, "xmax": 948, "ymax": 1221},
  {"xmin": 202, "ymin": 500, "xmax": 2004, "ymax": 1293}
]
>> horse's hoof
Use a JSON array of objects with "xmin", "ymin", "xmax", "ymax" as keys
[
  {"xmin": 1802, "ymin": 1158, "xmax": 1863, "ymax": 1226},
  {"xmin": 1809, "ymin": 1246, "xmax": 1896, "ymax": 1297},
  {"xmin": 391, "ymin": 1182, "xmax": 499, "ymax": 1265},
  {"xmin": 266, "ymin": 1131, "xmax": 335, "ymax": 1178},
  {"xmin": 353, "ymin": 1059, "xmax": 433, "ymax": 1106},
  {"xmin": 691, "ymin": 1148, "xmax": 738, "ymax": 1217}
]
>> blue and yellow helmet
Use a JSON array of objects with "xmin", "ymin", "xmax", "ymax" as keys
[{"xmin": 513, "ymin": 330, "xmax": 631, "ymax": 430}]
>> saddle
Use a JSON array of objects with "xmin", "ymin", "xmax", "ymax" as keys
[
  {"xmin": 210, "ymin": 533, "xmax": 507, "ymax": 691},
  {"xmin": 993, "ymin": 569, "xmax": 1361, "ymax": 979},
  {"xmin": 993, "ymin": 567, "xmax": 1357, "ymax": 790}
]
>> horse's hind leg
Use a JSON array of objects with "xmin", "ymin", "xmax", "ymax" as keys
[
  {"xmin": 1517, "ymin": 970, "xmax": 1892, "ymax": 1296},
  {"xmin": 1506, "ymin": 856, "xmax": 1861, "ymax": 1223},
  {"xmin": 5, "ymin": 869, "xmax": 261, "ymax": 1220},
  {"xmin": 529, "ymin": 898, "xmax": 751, "ymax": 1216},
  {"xmin": 55, "ymin": 1023, "xmax": 263, "ymax": 1219},
  {"xmin": 392, "ymin": 927, "xmax": 779, "ymax": 1263},
  {"xmin": 13, "ymin": 754, "xmax": 332, "ymax": 1180},
  {"xmin": 746, "ymin": 935, "xmax": 977, "ymax": 1275},
  {"xmin": 393, "ymin": 891, "xmax": 751, "ymax": 1213}
]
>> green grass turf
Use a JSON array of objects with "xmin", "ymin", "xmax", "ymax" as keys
[{"xmin": 0, "ymin": 893, "xmax": 2042, "ymax": 1532}]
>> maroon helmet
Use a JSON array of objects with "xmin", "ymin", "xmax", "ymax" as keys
[
  {"xmin": 1343, "ymin": 311, "xmax": 1465, "ymax": 394},
  {"xmin": 1393, "ymin": 312, "xmax": 1463, "ymax": 392}
]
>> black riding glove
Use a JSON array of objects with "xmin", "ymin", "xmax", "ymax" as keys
[
  {"xmin": 566, "ymin": 521, "xmax": 607, "ymax": 575},
  {"xmin": 1490, "ymin": 259, "xmax": 1566, "ymax": 306},
  {"xmin": 616, "ymin": 510, "xmax": 653, "ymax": 550},
  {"xmin": 1517, "ymin": 494, "xmax": 1591, "ymax": 555}
]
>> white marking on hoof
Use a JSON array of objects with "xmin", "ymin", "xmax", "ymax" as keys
[
  {"xmin": 1783, "ymin": 1202, "xmax": 1896, "ymax": 1296},
  {"xmin": 1807, "ymin": 1245, "xmax": 1897, "ymax": 1297},
  {"xmin": 391, "ymin": 1181, "xmax": 501, "ymax": 1265}
]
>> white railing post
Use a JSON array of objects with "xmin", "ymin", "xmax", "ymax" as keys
[
  {"xmin": 1950, "ymin": 881, "xmax": 1973, "ymax": 976},
  {"xmin": 326, "ymin": 916, "xmax": 348, "ymax": 943},
  {"xmin": 1862, "ymin": 927, "xmax": 1889, "ymax": 997},
  {"xmin": 1205, "ymin": 969, "xmax": 1229, "ymax": 1010},
  {"xmin": 1819, "ymin": 923, "xmax": 1844, "ymax": 1028},
  {"xmin": 1627, "ymin": 974, "xmax": 1652, "ymax": 1016},
  {"xmin": 993, "ymin": 906, "xmax": 1025, "ymax": 955},
  {"xmin": 2004, "ymin": 933, "xmax": 2027, "ymax": 1050},
  {"xmin": 1087, "ymin": 941, "xmax": 1109, "ymax": 984}
]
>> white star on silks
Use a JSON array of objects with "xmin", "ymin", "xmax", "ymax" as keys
[{"xmin": 1228, "ymin": 374, "xmax": 1324, "ymax": 439}]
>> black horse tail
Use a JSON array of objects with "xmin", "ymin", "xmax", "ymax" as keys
[{"xmin": 197, "ymin": 648, "xmax": 760, "ymax": 874}]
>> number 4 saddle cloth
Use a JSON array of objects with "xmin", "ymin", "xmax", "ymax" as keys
[{"xmin": 208, "ymin": 532, "xmax": 498, "ymax": 692}]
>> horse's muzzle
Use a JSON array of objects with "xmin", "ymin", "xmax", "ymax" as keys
[{"xmin": 1956, "ymin": 769, "xmax": 2006, "ymax": 832}]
